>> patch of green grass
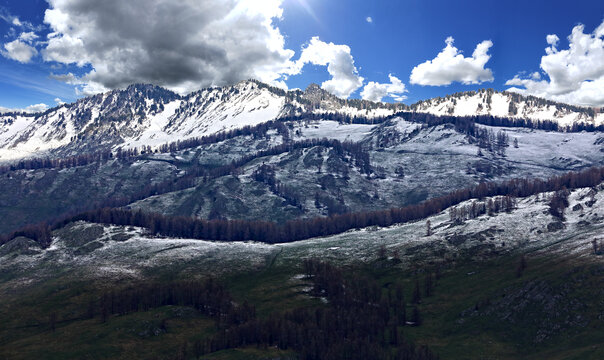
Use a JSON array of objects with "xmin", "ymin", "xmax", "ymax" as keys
[{"xmin": 0, "ymin": 306, "xmax": 216, "ymax": 360}]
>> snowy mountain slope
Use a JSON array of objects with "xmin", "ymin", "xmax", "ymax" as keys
[
  {"xmin": 411, "ymin": 89, "xmax": 604, "ymax": 127},
  {"xmin": 2, "ymin": 115, "xmax": 602, "ymax": 234},
  {"xmin": 0, "ymin": 82, "xmax": 289, "ymax": 161},
  {"xmin": 0, "ymin": 81, "xmax": 402, "ymax": 162},
  {"xmin": 3, "ymin": 82, "xmax": 602, "ymax": 163},
  {"xmin": 126, "ymin": 118, "xmax": 604, "ymax": 223},
  {"xmin": 1, "ymin": 183, "xmax": 601, "ymax": 285}
]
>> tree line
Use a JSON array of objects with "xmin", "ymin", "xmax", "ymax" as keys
[
  {"xmin": 0, "ymin": 137, "xmax": 373, "ymax": 247},
  {"xmin": 397, "ymin": 111, "xmax": 604, "ymax": 133},
  {"xmin": 279, "ymin": 109, "xmax": 604, "ymax": 133},
  {"xmin": 3, "ymin": 165, "xmax": 601, "ymax": 249},
  {"xmin": 94, "ymin": 279, "xmax": 255, "ymax": 327}
]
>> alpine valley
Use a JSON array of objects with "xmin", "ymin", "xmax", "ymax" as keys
[{"xmin": 1, "ymin": 81, "xmax": 603, "ymax": 360}]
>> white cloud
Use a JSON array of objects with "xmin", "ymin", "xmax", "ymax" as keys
[
  {"xmin": 291, "ymin": 36, "xmax": 364, "ymax": 98},
  {"xmin": 366, "ymin": 16, "xmax": 373, "ymax": 23},
  {"xmin": 506, "ymin": 20, "xmax": 604, "ymax": 107},
  {"xmin": 0, "ymin": 1, "xmax": 392, "ymax": 101},
  {"xmin": 0, "ymin": 103, "xmax": 49, "ymax": 114},
  {"xmin": 546, "ymin": 34, "xmax": 559, "ymax": 46},
  {"xmin": 54, "ymin": 97, "xmax": 65, "ymax": 105},
  {"xmin": 361, "ymin": 74, "xmax": 407, "ymax": 102},
  {"xmin": 26, "ymin": 103, "xmax": 49, "ymax": 112},
  {"xmin": 410, "ymin": 36, "xmax": 494, "ymax": 86},
  {"xmin": 2, "ymin": 39, "xmax": 38, "ymax": 63},
  {"xmin": 41, "ymin": 0, "xmax": 296, "ymax": 95},
  {"xmin": 18, "ymin": 31, "xmax": 38, "ymax": 43}
]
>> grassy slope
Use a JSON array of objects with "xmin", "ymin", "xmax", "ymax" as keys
[{"xmin": 0, "ymin": 253, "xmax": 602, "ymax": 360}]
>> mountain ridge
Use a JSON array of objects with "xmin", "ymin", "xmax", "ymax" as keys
[{"xmin": 1, "ymin": 80, "xmax": 603, "ymax": 162}]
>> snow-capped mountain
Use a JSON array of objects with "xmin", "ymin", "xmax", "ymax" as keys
[
  {"xmin": 0, "ymin": 81, "xmax": 404, "ymax": 161},
  {"xmin": 411, "ymin": 88, "xmax": 604, "ymax": 126},
  {"xmin": 1, "ymin": 82, "xmax": 602, "ymax": 162},
  {"xmin": 0, "ymin": 81, "xmax": 284, "ymax": 161}
]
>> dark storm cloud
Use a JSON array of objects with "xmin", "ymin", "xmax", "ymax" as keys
[{"xmin": 42, "ymin": 0, "xmax": 295, "ymax": 94}]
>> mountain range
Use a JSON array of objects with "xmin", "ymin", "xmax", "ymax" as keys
[
  {"xmin": 1, "ymin": 80, "xmax": 602, "ymax": 162},
  {"xmin": 1, "ymin": 80, "xmax": 603, "ymax": 359}
]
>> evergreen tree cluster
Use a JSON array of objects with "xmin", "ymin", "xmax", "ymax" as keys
[
  {"xmin": 449, "ymin": 196, "xmax": 516, "ymax": 222},
  {"xmin": 548, "ymin": 189, "xmax": 570, "ymax": 220},
  {"xmin": 253, "ymin": 164, "xmax": 303, "ymax": 208},
  {"xmin": 474, "ymin": 128, "xmax": 509, "ymax": 155},
  {"xmin": 197, "ymin": 260, "xmax": 439, "ymax": 360},
  {"xmin": 95, "ymin": 280, "xmax": 255, "ymax": 327}
]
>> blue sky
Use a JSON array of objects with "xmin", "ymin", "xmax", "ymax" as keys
[{"xmin": 1, "ymin": 0, "xmax": 604, "ymax": 110}]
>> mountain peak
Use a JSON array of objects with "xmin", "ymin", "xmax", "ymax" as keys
[
  {"xmin": 305, "ymin": 83, "xmax": 322, "ymax": 91},
  {"xmin": 303, "ymin": 83, "xmax": 336, "ymax": 105}
]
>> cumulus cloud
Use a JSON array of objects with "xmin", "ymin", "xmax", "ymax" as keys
[
  {"xmin": 291, "ymin": 36, "xmax": 364, "ymax": 98},
  {"xmin": 410, "ymin": 36, "xmax": 494, "ymax": 86},
  {"xmin": 360, "ymin": 74, "xmax": 407, "ymax": 102},
  {"xmin": 546, "ymin": 34, "xmax": 559, "ymax": 47},
  {"xmin": 41, "ymin": 0, "xmax": 296, "ymax": 95},
  {"xmin": 0, "ymin": 1, "xmax": 391, "ymax": 101},
  {"xmin": 505, "ymin": 20, "xmax": 604, "ymax": 107},
  {"xmin": 366, "ymin": 17, "xmax": 373, "ymax": 23},
  {"xmin": 2, "ymin": 39, "xmax": 38, "ymax": 63},
  {"xmin": 0, "ymin": 103, "xmax": 49, "ymax": 114},
  {"xmin": 18, "ymin": 31, "xmax": 38, "ymax": 43},
  {"xmin": 0, "ymin": 9, "xmax": 41, "ymax": 63},
  {"xmin": 25, "ymin": 103, "xmax": 50, "ymax": 112}
]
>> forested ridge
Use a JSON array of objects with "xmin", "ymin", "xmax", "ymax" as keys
[
  {"xmin": 2, "ymin": 105, "xmax": 603, "ymax": 248},
  {"xmin": 3, "ymin": 165, "xmax": 602, "ymax": 248},
  {"xmin": 277, "ymin": 109, "xmax": 604, "ymax": 132},
  {"xmin": 0, "ymin": 135, "xmax": 372, "ymax": 244},
  {"xmin": 3, "ymin": 107, "xmax": 603, "ymax": 175}
]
